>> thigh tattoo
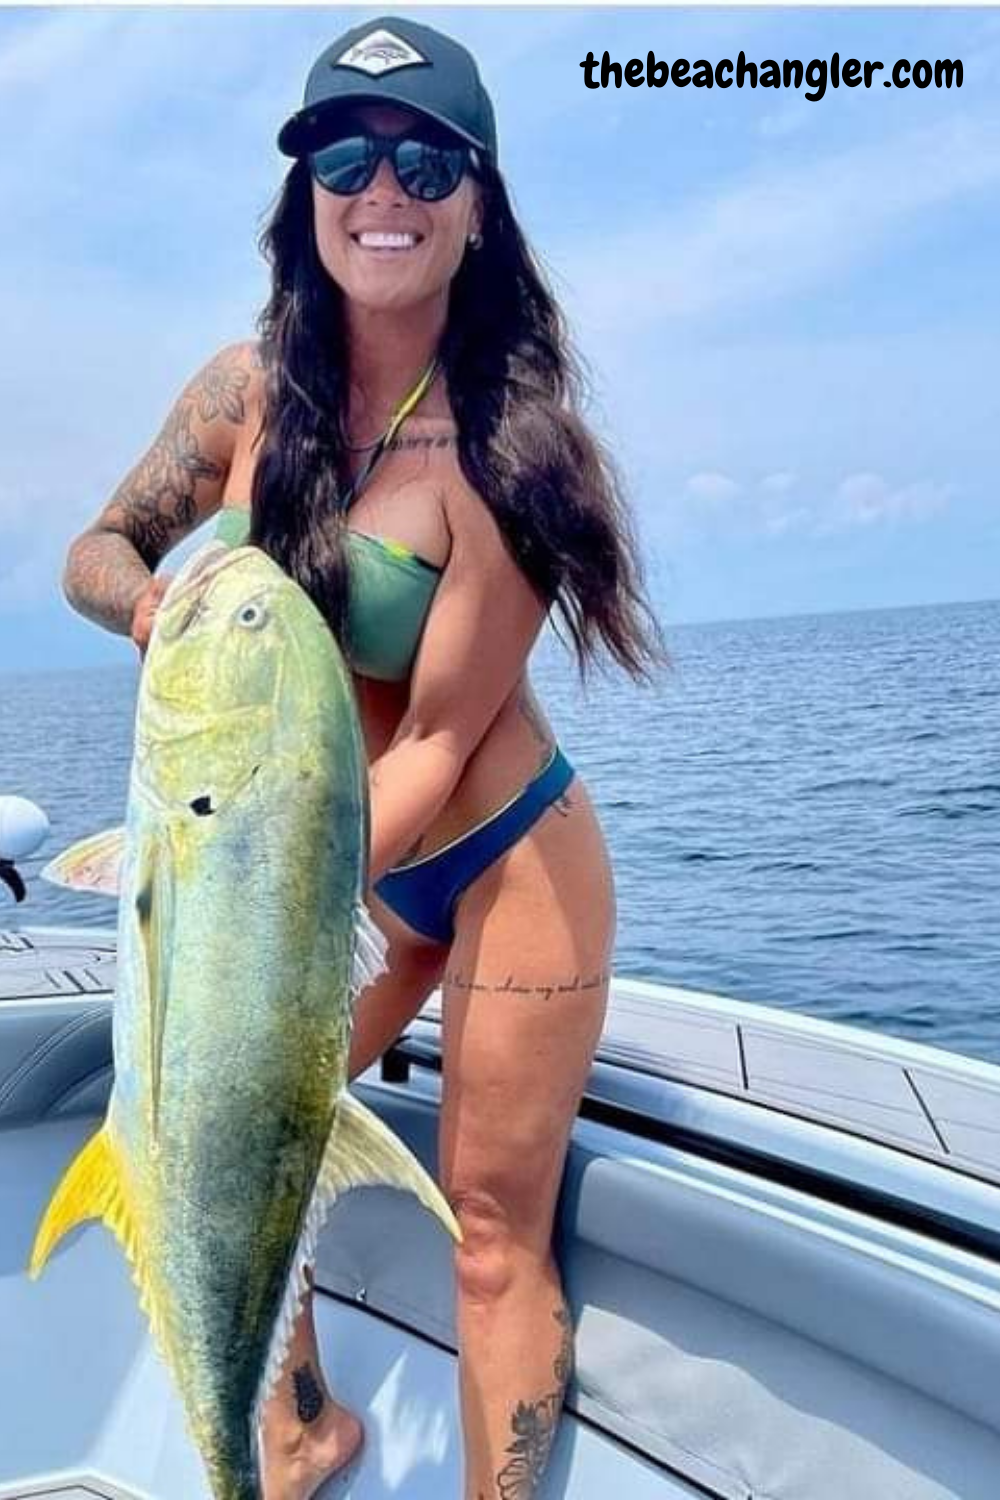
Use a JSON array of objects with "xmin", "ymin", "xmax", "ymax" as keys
[{"xmin": 444, "ymin": 968, "xmax": 610, "ymax": 1004}]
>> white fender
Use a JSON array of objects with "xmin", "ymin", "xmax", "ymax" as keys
[{"xmin": 0, "ymin": 796, "xmax": 50, "ymax": 862}]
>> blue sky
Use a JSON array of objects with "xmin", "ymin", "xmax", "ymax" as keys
[{"xmin": 1, "ymin": 5, "xmax": 998, "ymax": 673}]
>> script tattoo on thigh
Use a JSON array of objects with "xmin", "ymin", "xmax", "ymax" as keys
[
  {"xmin": 444, "ymin": 969, "xmax": 610, "ymax": 1003},
  {"xmin": 494, "ymin": 1302, "xmax": 574, "ymax": 1499},
  {"xmin": 291, "ymin": 1362, "xmax": 324, "ymax": 1425}
]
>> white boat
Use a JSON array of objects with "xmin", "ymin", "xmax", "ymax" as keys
[{"xmin": 1, "ymin": 923, "xmax": 998, "ymax": 1499}]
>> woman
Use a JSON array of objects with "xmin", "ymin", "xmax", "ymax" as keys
[{"xmin": 63, "ymin": 16, "xmax": 667, "ymax": 1500}]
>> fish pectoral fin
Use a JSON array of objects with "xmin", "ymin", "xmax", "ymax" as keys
[
  {"xmin": 324, "ymin": 1092, "xmax": 462, "ymax": 1243},
  {"xmin": 41, "ymin": 826, "xmax": 126, "ymax": 897},
  {"xmin": 134, "ymin": 835, "xmax": 174, "ymax": 1146},
  {"xmin": 29, "ymin": 1125, "xmax": 138, "ymax": 1276},
  {"xmin": 350, "ymin": 900, "xmax": 389, "ymax": 1004}
]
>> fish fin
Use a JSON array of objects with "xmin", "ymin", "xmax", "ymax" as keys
[
  {"xmin": 323, "ymin": 1092, "xmax": 461, "ymax": 1241},
  {"xmin": 350, "ymin": 899, "xmax": 389, "ymax": 1003},
  {"xmin": 133, "ymin": 834, "xmax": 173, "ymax": 1149},
  {"xmin": 254, "ymin": 1092, "xmax": 460, "ymax": 1424},
  {"xmin": 40, "ymin": 826, "xmax": 126, "ymax": 897},
  {"xmin": 30, "ymin": 1124, "xmax": 171, "ymax": 1357},
  {"xmin": 28, "ymin": 1124, "xmax": 144, "ymax": 1278}
]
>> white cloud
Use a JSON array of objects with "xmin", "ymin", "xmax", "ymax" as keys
[
  {"xmin": 818, "ymin": 473, "xmax": 955, "ymax": 534},
  {"xmin": 562, "ymin": 110, "xmax": 1000, "ymax": 336},
  {"xmin": 761, "ymin": 506, "xmax": 810, "ymax": 537},
  {"xmin": 657, "ymin": 468, "xmax": 956, "ymax": 543},
  {"xmin": 760, "ymin": 471, "xmax": 797, "ymax": 495},
  {"xmin": 686, "ymin": 471, "xmax": 742, "ymax": 504},
  {"xmin": 756, "ymin": 473, "xmax": 808, "ymax": 536}
]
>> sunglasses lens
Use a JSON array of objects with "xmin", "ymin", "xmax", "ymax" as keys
[
  {"xmin": 311, "ymin": 136, "xmax": 374, "ymax": 195},
  {"xmin": 310, "ymin": 129, "xmax": 471, "ymax": 202},
  {"xmin": 394, "ymin": 138, "xmax": 468, "ymax": 202}
]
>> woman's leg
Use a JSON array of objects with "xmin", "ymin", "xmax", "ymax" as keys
[
  {"xmin": 259, "ymin": 1265, "xmax": 364, "ymax": 1500},
  {"xmin": 260, "ymin": 897, "xmax": 449, "ymax": 1500},
  {"xmin": 439, "ymin": 778, "xmax": 615, "ymax": 1500}
]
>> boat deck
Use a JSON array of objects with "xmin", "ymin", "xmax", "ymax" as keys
[
  {"xmin": 3, "ymin": 927, "xmax": 1000, "ymax": 1500},
  {"xmin": 3, "ymin": 924, "xmax": 998, "ymax": 1196}
]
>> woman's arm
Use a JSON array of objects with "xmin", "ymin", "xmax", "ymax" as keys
[
  {"xmin": 367, "ymin": 483, "xmax": 550, "ymax": 883},
  {"xmin": 63, "ymin": 342, "xmax": 259, "ymax": 639}
]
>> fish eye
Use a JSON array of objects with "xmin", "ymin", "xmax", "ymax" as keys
[{"xmin": 234, "ymin": 598, "xmax": 269, "ymax": 631}]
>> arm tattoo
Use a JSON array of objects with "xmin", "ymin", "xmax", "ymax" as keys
[
  {"xmin": 62, "ymin": 531, "xmax": 156, "ymax": 636},
  {"xmin": 194, "ymin": 347, "xmax": 252, "ymax": 424},
  {"xmin": 291, "ymin": 1361, "xmax": 325, "ymax": 1425},
  {"xmin": 107, "ymin": 401, "xmax": 221, "ymax": 567},
  {"xmin": 64, "ymin": 346, "xmax": 251, "ymax": 632},
  {"xmin": 494, "ymin": 1303, "xmax": 574, "ymax": 1498}
]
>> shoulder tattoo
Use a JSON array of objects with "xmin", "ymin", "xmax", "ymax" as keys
[{"xmin": 191, "ymin": 344, "xmax": 254, "ymax": 424}]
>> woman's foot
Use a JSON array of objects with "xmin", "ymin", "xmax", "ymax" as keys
[{"xmin": 261, "ymin": 1394, "xmax": 364, "ymax": 1500}]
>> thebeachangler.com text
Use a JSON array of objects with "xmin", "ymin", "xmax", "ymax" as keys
[{"xmin": 581, "ymin": 50, "xmax": 963, "ymax": 102}]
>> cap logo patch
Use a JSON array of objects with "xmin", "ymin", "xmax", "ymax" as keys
[{"xmin": 336, "ymin": 28, "xmax": 428, "ymax": 77}]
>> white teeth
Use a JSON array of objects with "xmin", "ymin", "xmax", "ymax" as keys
[{"xmin": 356, "ymin": 231, "xmax": 418, "ymax": 250}]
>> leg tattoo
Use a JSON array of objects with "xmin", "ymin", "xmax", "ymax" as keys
[
  {"xmin": 493, "ymin": 1302, "xmax": 574, "ymax": 1499},
  {"xmin": 291, "ymin": 1362, "xmax": 325, "ymax": 1425}
]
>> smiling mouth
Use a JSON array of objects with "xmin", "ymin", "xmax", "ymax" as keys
[{"xmin": 350, "ymin": 232, "xmax": 424, "ymax": 253}]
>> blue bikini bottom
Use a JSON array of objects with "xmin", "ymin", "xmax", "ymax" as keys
[{"xmin": 372, "ymin": 744, "xmax": 575, "ymax": 945}]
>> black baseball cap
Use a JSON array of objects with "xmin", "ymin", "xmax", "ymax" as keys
[{"xmin": 277, "ymin": 17, "xmax": 498, "ymax": 164}]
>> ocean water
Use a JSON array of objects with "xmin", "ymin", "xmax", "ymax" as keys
[{"xmin": 2, "ymin": 597, "xmax": 998, "ymax": 1065}]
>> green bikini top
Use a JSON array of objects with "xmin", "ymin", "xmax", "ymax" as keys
[
  {"xmin": 214, "ymin": 505, "xmax": 441, "ymax": 682},
  {"xmin": 216, "ymin": 356, "xmax": 444, "ymax": 682}
]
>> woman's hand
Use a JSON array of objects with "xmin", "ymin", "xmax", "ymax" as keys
[{"xmin": 131, "ymin": 574, "xmax": 173, "ymax": 658}]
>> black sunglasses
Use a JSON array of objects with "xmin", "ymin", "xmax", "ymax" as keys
[{"xmin": 309, "ymin": 127, "xmax": 479, "ymax": 204}]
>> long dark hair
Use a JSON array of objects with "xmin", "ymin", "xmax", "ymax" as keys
[{"xmin": 251, "ymin": 154, "xmax": 669, "ymax": 684}]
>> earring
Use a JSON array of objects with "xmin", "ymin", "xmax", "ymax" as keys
[{"xmin": 467, "ymin": 232, "xmax": 483, "ymax": 251}]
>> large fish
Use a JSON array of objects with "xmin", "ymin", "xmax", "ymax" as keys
[{"xmin": 31, "ymin": 541, "xmax": 460, "ymax": 1499}]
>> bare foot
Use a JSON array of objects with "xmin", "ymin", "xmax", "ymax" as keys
[{"xmin": 261, "ymin": 1396, "xmax": 364, "ymax": 1500}]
